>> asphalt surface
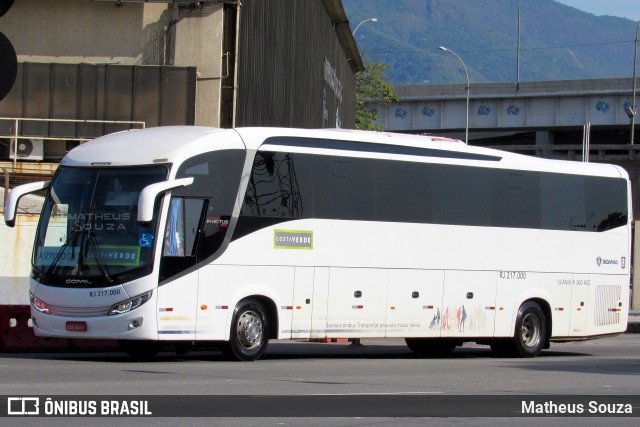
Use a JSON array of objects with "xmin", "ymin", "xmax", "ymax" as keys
[{"xmin": 1, "ymin": 334, "xmax": 639, "ymax": 426}]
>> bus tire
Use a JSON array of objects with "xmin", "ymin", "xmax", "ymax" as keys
[
  {"xmin": 514, "ymin": 301, "xmax": 546, "ymax": 357},
  {"xmin": 119, "ymin": 340, "xmax": 161, "ymax": 360},
  {"xmin": 225, "ymin": 299, "xmax": 269, "ymax": 361},
  {"xmin": 405, "ymin": 338, "xmax": 457, "ymax": 357},
  {"xmin": 494, "ymin": 301, "xmax": 546, "ymax": 358}
]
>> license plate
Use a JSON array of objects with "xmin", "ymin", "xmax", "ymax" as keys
[{"xmin": 65, "ymin": 321, "xmax": 87, "ymax": 332}]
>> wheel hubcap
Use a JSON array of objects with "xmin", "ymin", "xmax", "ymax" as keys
[
  {"xmin": 520, "ymin": 312, "xmax": 541, "ymax": 348},
  {"xmin": 237, "ymin": 310, "xmax": 263, "ymax": 349}
]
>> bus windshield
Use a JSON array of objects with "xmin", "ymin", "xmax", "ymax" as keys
[{"xmin": 33, "ymin": 165, "xmax": 168, "ymax": 286}]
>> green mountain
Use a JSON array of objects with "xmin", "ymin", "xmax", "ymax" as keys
[{"xmin": 343, "ymin": 0, "xmax": 638, "ymax": 84}]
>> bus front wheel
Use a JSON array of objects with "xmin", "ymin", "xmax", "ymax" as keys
[{"xmin": 224, "ymin": 299, "xmax": 270, "ymax": 361}]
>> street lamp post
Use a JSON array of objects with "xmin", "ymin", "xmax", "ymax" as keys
[
  {"xmin": 516, "ymin": 0, "xmax": 521, "ymax": 91},
  {"xmin": 440, "ymin": 46, "xmax": 470, "ymax": 144},
  {"xmin": 352, "ymin": 17, "xmax": 378, "ymax": 35}
]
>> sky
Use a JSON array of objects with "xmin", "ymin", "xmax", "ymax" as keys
[{"xmin": 556, "ymin": 0, "xmax": 640, "ymax": 21}]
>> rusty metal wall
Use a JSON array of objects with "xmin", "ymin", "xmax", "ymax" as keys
[
  {"xmin": 0, "ymin": 214, "xmax": 39, "ymax": 306},
  {"xmin": 0, "ymin": 63, "xmax": 197, "ymax": 139},
  {"xmin": 235, "ymin": 0, "xmax": 357, "ymax": 129}
]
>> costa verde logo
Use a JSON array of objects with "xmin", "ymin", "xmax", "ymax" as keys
[{"xmin": 274, "ymin": 230, "xmax": 313, "ymax": 250}]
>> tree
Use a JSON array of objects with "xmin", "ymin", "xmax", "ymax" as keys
[{"xmin": 355, "ymin": 61, "xmax": 399, "ymax": 131}]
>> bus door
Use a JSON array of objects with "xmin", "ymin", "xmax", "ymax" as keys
[
  {"xmin": 156, "ymin": 197, "xmax": 203, "ymax": 341},
  {"xmin": 569, "ymin": 274, "xmax": 590, "ymax": 336},
  {"xmin": 310, "ymin": 267, "xmax": 330, "ymax": 339},
  {"xmin": 290, "ymin": 267, "xmax": 314, "ymax": 338},
  {"xmin": 325, "ymin": 268, "xmax": 388, "ymax": 338},
  {"xmin": 440, "ymin": 270, "xmax": 497, "ymax": 338},
  {"xmin": 385, "ymin": 270, "xmax": 445, "ymax": 337}
]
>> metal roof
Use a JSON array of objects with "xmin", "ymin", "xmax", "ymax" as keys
[{"xmin": 322, "ymin": 0, "xmax": 365, "ymax": 73}]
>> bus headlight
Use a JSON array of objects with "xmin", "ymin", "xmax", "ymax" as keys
[
  {"xmin": 109, "ymin": 291, "xmax": 152, "ymax": 315},
  {"xmin": 30, "ymin": 294, "xmax": 50, "ymax": 314}
]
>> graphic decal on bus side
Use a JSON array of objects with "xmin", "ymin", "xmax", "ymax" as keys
[
  {"xmin": 274, "ymin": 230, "xmax": 313, "ymax": 250},
  {"xmin": 429, "ymin": 308, "xmax": 441, "ymax": 329},
  {"xmin": 439, "ymin": 305, "xmax": 486, "ymax": 333}
]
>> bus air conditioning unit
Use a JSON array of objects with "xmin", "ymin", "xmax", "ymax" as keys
[{"xmin": 10, "ymin": 139, "xmax": 44, "ymax": 161}]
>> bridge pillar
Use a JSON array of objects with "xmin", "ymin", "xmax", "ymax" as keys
[
  {"xmin": 535, "ymin": 130, "xmax": 554, "ymax": 145},
  {"xmin": 535, "ymin": 131, "xmax": 554, "ymax": 158}
]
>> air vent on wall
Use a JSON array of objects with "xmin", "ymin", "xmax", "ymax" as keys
[{"xmin": 10, "ymin": 139, "xmax": 44, "ymax": 161}]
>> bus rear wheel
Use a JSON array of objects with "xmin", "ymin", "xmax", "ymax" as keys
[
  {"xmin": 224, "ymin": 299, "xmax": 270, "ymax": 361},
  {"xmin": 492, "ymin": 301, "xmax": 546, "ymax": 358},
  {"xmin": 405, "ymin": 338, "xmax": 458, "ymax": 357}
]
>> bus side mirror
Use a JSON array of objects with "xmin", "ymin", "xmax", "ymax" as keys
[
  {"xmin": 137, "ymin": 177, "xmax": 194, "ymax": 224},
  {"xmin": 4, "ymin": 180, "xmax": 51, "ymax": 227}
]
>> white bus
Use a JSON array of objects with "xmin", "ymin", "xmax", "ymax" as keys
[{"xmin": 4, "ymin": 126, "xmax": 631, "ymax": 361}]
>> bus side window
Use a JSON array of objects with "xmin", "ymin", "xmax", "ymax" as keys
[{"xmin": 163, "ymin": 197, "xmax": 207, "ymax": 257}]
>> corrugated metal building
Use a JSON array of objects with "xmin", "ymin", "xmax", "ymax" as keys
[
  {"xmin": 0, "ymin": 0, "xmax": 363, "ymax": 307},
  {"xmin": 0, "ymin": 0, "xmax": 363, "ymax": 163},
  {"xmin": 236, "ymin": 0, "xmax": 360, "ymax": 129}
]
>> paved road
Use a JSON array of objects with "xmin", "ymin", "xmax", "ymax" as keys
[{"xmin": 1, "ymin": 335, "xmax": 639, "ymax": 426}]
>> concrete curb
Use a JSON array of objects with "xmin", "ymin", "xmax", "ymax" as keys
[{"xmin": 627, "ymin": 310, "xmax": 640, "ymax": 334}]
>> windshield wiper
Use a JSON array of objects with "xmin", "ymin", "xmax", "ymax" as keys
[
  {"xmin": 84, "ymin": 229, "xmax": 113, "ymax": 283},
  {"xmin": 42, "ymin": 225, "xmax": 82, "ymax": 283}
]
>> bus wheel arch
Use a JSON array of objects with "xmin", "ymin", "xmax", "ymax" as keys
[
  {"xmin": 526, "ymin": 298, "xmax": 552, "ymax": 350},
  {"xmin": 248, "ymin": 294, "xmax": 279, "ymax": 339},
  {"xmin": 224, "ymin": 296, "xmax": 277, "ymax": 361},
  {"xmin": 492, "ymin": 298, "xmax": 550, "ymax": 358}
]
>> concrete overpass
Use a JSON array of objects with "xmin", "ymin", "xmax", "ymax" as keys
[
  {"xmin": 377, "ymin": 77, "xmax": 640, "ymax": 221},
  {"xmin": 378, "ymin": 78, "xmax": 640, "ymax": 162}
]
